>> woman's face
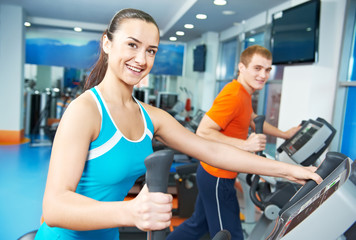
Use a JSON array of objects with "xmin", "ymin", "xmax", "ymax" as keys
[{"xmin": 103, "ymin": 19, "xmax": 160, "ymax": 86}]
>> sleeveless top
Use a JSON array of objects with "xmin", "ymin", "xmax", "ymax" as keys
[{"xmin": 35, "ymin": 86, "xmax": 154, "ymax": 240}]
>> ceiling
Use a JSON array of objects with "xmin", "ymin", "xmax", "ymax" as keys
[{"xmin": 2, "ymin": 0, "xmax": 285, "ymax": 42}]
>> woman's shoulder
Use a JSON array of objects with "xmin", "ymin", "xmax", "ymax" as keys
[{"xmin": 62, "ymin": 90, "xmax": 100, "ymax": 121}]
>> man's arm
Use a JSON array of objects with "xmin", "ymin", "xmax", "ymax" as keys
[{"xmin": 250, "ymin": 112, "xmax": 301, "ymax": 140}]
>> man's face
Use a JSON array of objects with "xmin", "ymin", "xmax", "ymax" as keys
[{"xmin": 238, "ymin": 54, "xmax": 272, "ymax": 94}]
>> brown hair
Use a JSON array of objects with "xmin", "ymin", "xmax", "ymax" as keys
[
  {"xmin": 240, "ymin": 45, "xmax": 272, "ymax": 67},
  {"xmin": 84, "ymin": 8, "xmax": 159, "ymax": 90}
]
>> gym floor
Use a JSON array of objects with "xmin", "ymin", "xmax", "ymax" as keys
[
  {"xmin": 0, "ymin": 140, "xmax": 200, "ymax": 239},
  {"xmin": 0, "ymin": 138, "xmax": 256, "ymax": 240}
]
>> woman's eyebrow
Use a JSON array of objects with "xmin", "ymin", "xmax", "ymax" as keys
[{"xmin": 127, "ymin": 37, "xmax": 158, "ymax": 49}]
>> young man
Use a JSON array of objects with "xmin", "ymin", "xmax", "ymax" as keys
[{"xmin": 167, "ymin": 45, "xmax": 300, "ymax": 239}]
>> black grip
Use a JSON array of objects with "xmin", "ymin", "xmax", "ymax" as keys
[
  {"xmin": 253, "ymin": 115, "xmax": 265, "ymax": 157},
  {"xmin": 253, "ymin": 115, "xmax": 265, "ymax": 135},
  {"xmin": 249, "ymin": 175, "xmax": 265, "ymax": 210},
  {"xmin": 212, "ymin": 230, "xmax": 231, "ymax": 240},
  {"xmin": 144, "ymin": 150, "xmax": 174, "ymax": 240},
  {"xmin": 279, "ymin": 152, "xmax": 347, "ymax": 214},
  {"xmin": 249, "ymin": 115, "xmax": 266, "ymax": 209}
]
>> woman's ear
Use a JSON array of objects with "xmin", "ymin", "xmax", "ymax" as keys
[{"xmin": 102, "ymin": 35, "xmax": 111, "ymax": 54}]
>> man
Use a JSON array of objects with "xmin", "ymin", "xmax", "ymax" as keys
[{"xmin": 167, "ymin": 45, "xmax": 300, "ymax": 239}]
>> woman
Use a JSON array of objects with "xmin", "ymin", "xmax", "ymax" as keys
[{"xmin": 35, "ymin": 8, "xmax": 322, "ymax": 240}]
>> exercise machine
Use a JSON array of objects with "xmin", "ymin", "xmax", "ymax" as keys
[
  {"xmin": 267, "ymin": 152, "xmax": 356, "ymax": 240},
  {"xmin": 244, "ymin": 116, "xmax": 337, "ymax": 240}
]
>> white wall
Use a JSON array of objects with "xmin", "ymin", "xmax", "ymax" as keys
[
  {"xmin": 277, "ymin": 0, "xmax": 346, "ymax": 147},
  {"xmin": 0, "ymin": 5, "xmax": 25, "ymax": 131},
  {"xmin": 178, "ymin": 32, "xmax": 220, "ymax": 113}
]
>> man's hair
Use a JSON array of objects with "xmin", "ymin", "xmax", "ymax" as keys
[{"xmin": 240, "ymin": 45, "xmax": 272, "ymax": 67}]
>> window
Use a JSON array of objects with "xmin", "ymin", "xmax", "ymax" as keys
[
  {"xmin": 216, "ymin": 38, "xmax": 238, "ymax": 94},
  {"xmin": 332, "ymin": 0, "xmax": 356, "ymax": 161}
]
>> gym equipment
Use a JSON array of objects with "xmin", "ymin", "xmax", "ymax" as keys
[
  {"xmin": 277, "ymin": 117, "xmax": 336, "ymax": 166},
  {"xmin": 245, "ymin": 116, "xmax": 337, "ymax": 240},
  {"xmin": 267, "ymin": 152, "xmax": 356, "ymax": 240},
  {"xmin": 17, "ymin": 230, "xmax": 38, "ymax": 240},
  {"xmin": 211, "ymin": 229, "xmax": 231, "ymax": 240},
  {"xmin": 144, "ymin": 150, "xmax": 174, "ymax": 240},
  {"xmin": 174, "ymin": 162, "xmax": 199, "ymax": 218}
]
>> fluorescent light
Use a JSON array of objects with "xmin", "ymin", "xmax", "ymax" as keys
[
  {"xmin": 169, "ymin": 36, "xmax": 177, "ymax": 41},
  {"xmin": 74, "ymin": 27, "xmax": 82, "ymax": 32},
  {"xmin": 184, "ymin": 24, "xmax": 194, "ymax": 29},
  {"xmin": 176, "ymin": 31, "xmax": 185, "ymax": 36},
  {"xmin": 196, "ymin": 14, "xmax": 207, "ymax": 20},
  {"xmin": 214, "ymin": 0, "xmax": 227, "ymax": 6},
  {"xmin": 222, "ymin": 10, "xmax": 235, "ymax": 15},
  {"xmin": 24, "ymin": 22, "xmax": 31, "ymax": 27}
]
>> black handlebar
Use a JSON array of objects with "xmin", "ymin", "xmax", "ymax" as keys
[
  {"xmin": 248, "ymin": 115, "xmax": 266, "ymax": 210},
  {"xmin": 253, "ymin": 115, "xmax": 265, "ymax": 157},
  {"xmin": 279, "ymin": 151, "xmax": 347, "ymax": 214},
  {"xmin": 144, "ymin": 150, "xmax": 174, "ymax": 240}
]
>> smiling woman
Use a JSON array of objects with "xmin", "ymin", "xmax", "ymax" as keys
[{"xmin": 33, "ymin": 7, "xmax": 322, "ymax": 240}]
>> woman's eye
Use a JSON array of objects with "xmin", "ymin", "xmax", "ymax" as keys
[
  {"xmin": 147, "ymin": 49, "xmax": 156, "ymax": 55},
  {"xmin": 128, "ymin": 43, "xmax": 137, "ymax": 48}
]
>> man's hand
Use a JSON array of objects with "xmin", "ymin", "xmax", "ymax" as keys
[{"xmin": 243, "ymin": 132, "xmax": 266, "ymax": 152}]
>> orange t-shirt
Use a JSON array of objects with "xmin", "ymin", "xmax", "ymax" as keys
[{"xmin": 201, "ymin": 80, "xmax": 253, "ymax": 178}]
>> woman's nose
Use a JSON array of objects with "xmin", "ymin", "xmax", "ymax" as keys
[{"xmin": 135, "ymin": 50, "xmax": 146, "ymax": 65}]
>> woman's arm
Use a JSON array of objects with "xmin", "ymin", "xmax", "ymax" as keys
[
  {"xmin": 42, "ymin": 94, "xmax": 172, "ymax": 231},
  {"xmin": 149, "ymin": 106, "xmax": 322, "ymax": 185},
  {"xmin": 196, "ymin": 114, "xmax": 266, "ymax": 152}
]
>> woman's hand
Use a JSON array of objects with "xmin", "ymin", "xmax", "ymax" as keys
[
  {"xmin": 129, "ymin": 185, "xmax": 173, "ymax": 231},
  {"xmin": 283, "ymin": 165, "xmax": 323, "ymax": 185}
]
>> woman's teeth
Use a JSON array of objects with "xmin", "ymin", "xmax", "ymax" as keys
[{"xmin": 127, "ymin": 65, "xmax": 142, "ymax": 72}]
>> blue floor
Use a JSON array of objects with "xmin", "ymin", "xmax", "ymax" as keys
[
  {"xmin": 0, "ymin": 141, "xmax": 52, "ymax": 240},
  {"xmin": 0, "ymin": 138, "xmax": 277, "ymax": 240}
]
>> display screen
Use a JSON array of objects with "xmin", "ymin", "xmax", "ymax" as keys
[
  {"xmin": 271, "ymin": 0, "xmax": 321, "ymax": 64},
  {"xmin": 284, "ymin": 122, "xmax": 320, "ymax": 156},
  {"xmin": 193, "ymin": 44, "xmax": 206, "ymax": 72}
]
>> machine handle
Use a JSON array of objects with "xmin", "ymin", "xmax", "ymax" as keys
[
  {"xmin": 279, "ymin": 151, "xmax": 347, "ymax": 214},
  {"xmin": 248, "ymin": 115, "xmax": 266, "ymax": 210},
  {"xmin": 144, "ymin": 150, "xmax": 174, "ymax": 240},
  {"xmin": 211, "ymin": 230, "xmax": 231, "ymax": 240},
  {"xmin": 253, "ymin": 115, "xmax": 265, "ymax": 156}
]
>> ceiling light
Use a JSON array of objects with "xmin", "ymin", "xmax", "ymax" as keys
[
  {"xmin": 222, "ymin": 10, "xmax": 235, "ymax": 15},
  {"xmin": 176, "ymin": 31, "xmax": 185, "ymax": 36},
  {"xmin": 24, "ymin": 22, "xmax": 31, "ymax": 27},
  {"xmin": 248, "ymin": 38, "xmax": 256, "ymax": 42},
  {"xmin": 169, "ymin": 36, "xmax": 177, "ymax": 41},
  {"xmin": 196, "ymin": 14, "xmax": 207, "ymax": 20},
  {"xmin": 184, "ymin": 24, "xmax": 194, "ymax": 29},
  {"xmin": 74, "ymin": 27, "xmax": 82, "ymax": 32},
  {"xmin": 214, "ymin": 0, "xmax": 227, "ymax": 6}
]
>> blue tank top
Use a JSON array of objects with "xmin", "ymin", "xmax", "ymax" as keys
[{"xmin": 35, "ymin": 87, "xmax": 154, "ymax": 240}]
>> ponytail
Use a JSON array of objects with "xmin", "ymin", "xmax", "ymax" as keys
[{"xmin": 83, "ymin": 31, "xmax": 108, "ymax": 91}]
